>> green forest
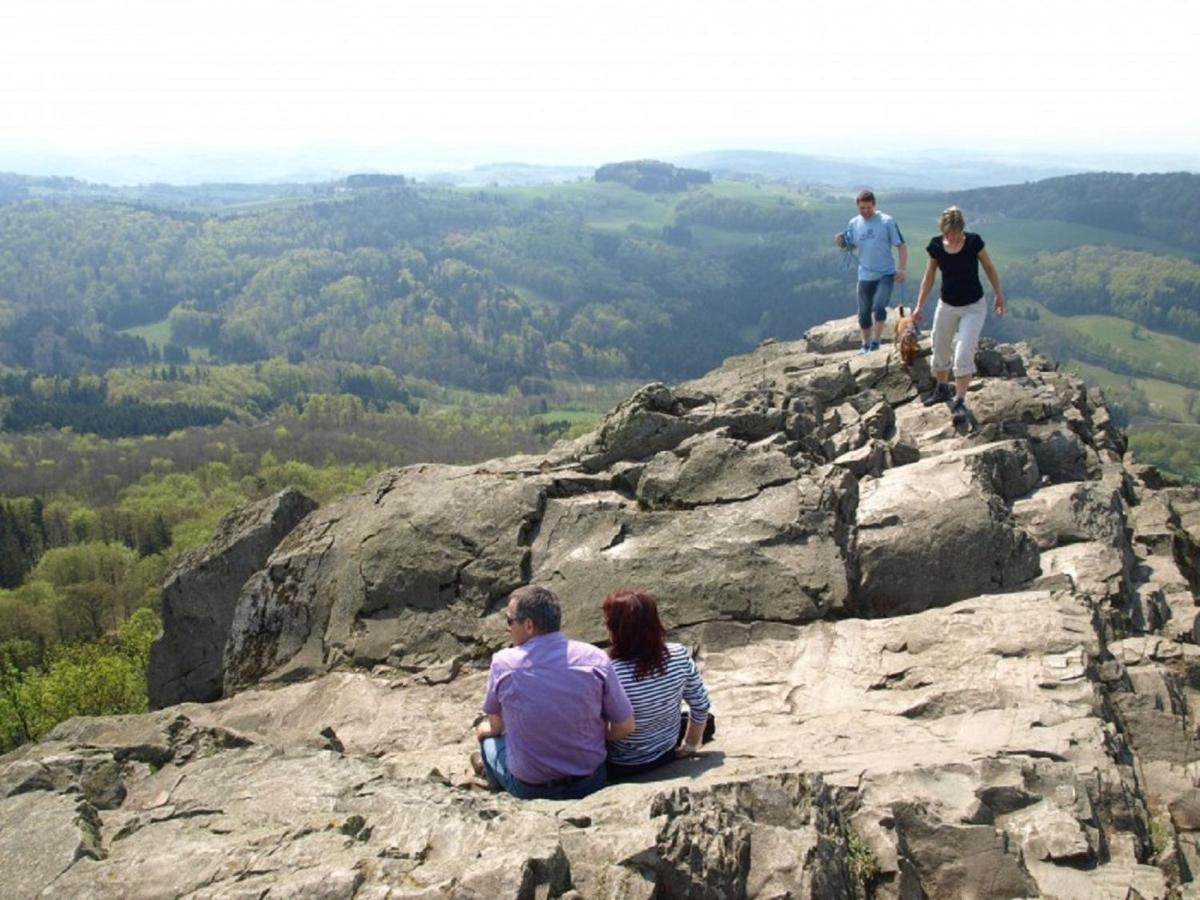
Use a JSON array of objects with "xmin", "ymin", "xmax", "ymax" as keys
[
  {"xmin": 942, "ymin": 172, "xmax": 1200, "ymax": 252},
  {"xmin": 0, "ymin": 178, "xmax": 834, "ymax": 387},
  {"xmin": 2, "ymin": 164, "xmax": 1199, "ymax": 750}
]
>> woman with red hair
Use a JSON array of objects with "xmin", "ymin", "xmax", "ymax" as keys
[{"xmin": 603, "ymin": 588, "xmax": 712, "ymax": 779}]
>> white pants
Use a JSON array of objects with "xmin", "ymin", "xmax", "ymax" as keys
[{"xmin": 931, "ymin": 298, "xmax": 987, "ymax": 378}]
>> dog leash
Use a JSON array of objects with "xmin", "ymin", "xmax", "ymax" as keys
[{"xmin": 839, "ymin": 245, "xmax": 910, "ymax": 305}]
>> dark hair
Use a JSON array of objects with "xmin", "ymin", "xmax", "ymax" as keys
[
  {"xmin": 603, "ymin": 589, "xmax": 668, "ymax": 679},
  {"xmin": 856, "ymin": 190, "xmax": 876, "ymax": 204},
  {"xmin": 510, "ymin": 584, "xmax": 561, "ymax": 633}
]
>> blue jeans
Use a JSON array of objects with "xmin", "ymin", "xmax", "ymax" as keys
[
  {"xmin": 856, "ymin": 276, "xmax": 895, "ymax": 330},
  {"xmin": 480, "ymin": 736, "xmax": 607, "ymax": 801}
]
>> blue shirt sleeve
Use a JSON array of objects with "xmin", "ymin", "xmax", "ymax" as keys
[{"xmin": 888, "ymin": 218, "xmax": 904, "ymax": 247}]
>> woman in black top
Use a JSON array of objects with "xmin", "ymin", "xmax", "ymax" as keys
[{"xmin": 912, "ymin": 206, "xmax": 1005, "ymax": 425}]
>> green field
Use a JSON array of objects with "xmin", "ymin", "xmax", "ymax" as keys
[
  {"xmin": 121, "ymin": 319, "xmax": 171, "ymax": 348},
  {"xmin": 1010, "ymin": 299, "xmax": 1200, "ymax": 391},
  {"xmin": 1066, "ymin": 313, "xmax": 1200, "ymax": 371},
  {"xmin": 501, "ymin": 180, "xmax": 676, "ymax": 232},
  {"xmin": 1066, "ymin": 360, "xmax": 1198, "ymax": 421},
  {"xmin": 500, "ymin": 178, "xmax": 816, "ymax": 237},
  {"xmin": 121, "ymin": 319, "xmax": 212, "ymax": 362},
  {"xmin": 977, "ymin": 218, "xmax": 1188, "ymax": 263}
]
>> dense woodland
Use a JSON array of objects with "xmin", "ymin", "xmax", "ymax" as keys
[
  {"xmin": 0, "ymin": 182, "xmax": 829, "ymax": 389},
  {"xmin": 944, "ymin": 172, "xmax": 1200, "ymax": 252},
  {"xmin": 1, "ymin": 166, "xmax": 1199, "ymax": 750},
  {"xmin": 1003, "ymin": 247, "xmax": 1200, "ymax": 342}
]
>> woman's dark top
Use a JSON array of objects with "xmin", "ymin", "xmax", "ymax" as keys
[{"xmin": 926, "ymin": 232, "xmax": 985, "ymax": 306}]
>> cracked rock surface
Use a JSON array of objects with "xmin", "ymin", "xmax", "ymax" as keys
[{"xmin": 4, "ymin": 314, "xmax": 1200, "ymax": 898}]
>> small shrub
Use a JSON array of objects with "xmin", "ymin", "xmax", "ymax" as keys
[{"xmin": 846, "ymin": 828, "xmax": 879, "ymax": 899}]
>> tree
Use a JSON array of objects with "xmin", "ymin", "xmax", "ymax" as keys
[{"xmin": 0, "ymin": 508, "xmax": 30, "ymax": 588}]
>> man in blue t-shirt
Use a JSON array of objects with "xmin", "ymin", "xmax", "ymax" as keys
[{"xmin": 833, "ymin": 190, "xmax": 907, "ymax": 353}]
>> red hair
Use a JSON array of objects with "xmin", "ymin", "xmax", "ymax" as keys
[{"xmin": 603, "ymin": 589, "xmax": 668, "ymax": 680}]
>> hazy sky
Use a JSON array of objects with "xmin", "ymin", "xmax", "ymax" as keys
[{"xmin": 2, "ymin": 0, "xmax": 1196, "ymax": 168}]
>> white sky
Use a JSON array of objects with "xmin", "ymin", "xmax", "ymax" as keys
[{"xmin": 1, "ymin": 0, "xmax": 1196, "ymax": 166}]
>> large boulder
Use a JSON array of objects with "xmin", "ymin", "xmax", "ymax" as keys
[
  {"xmin": 147, "ymin": 489, "xmax": 317, "ymax": 709},
  {"xmin": 854, "ymin": 441, "xmax": 1041, "ymax": 616},
  {"xmin": 1013, "ymin": 480, "xmax": 1128, "ymax": 550},
  {"xmin": 529, "ymin": 469, "xmax": 857, "ymax": 642},
  {"xmin": 222, "ymin": 465, "xmax": 545, "ymax": 692}
]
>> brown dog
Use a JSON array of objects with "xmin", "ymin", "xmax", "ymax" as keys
[{"xmin": 892, "ymin": 306, "xmax": 920, "ymax": 367}]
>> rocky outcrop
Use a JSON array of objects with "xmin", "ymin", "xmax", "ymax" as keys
[
  {"xmin": 147, "ymin": 489, "xmax": 317, "ymax": 708},
  {"xmin": 214, "ymin": 320, "xmax": 1116, "ymax": 689},
  {"xmin": 4, "ymin": 314, "xmax": 1200, "ymax": 898}
]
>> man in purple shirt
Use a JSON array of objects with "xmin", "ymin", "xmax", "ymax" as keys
[{"xmin": 475, "ymin": 585, "xmax": 635, "ymax": 800}]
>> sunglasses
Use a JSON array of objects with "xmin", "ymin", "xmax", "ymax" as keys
[{"xmin": 505, "ymin": 614, "xmax": 525, "ymax": 625}]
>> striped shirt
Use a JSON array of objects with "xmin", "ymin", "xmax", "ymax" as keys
[{"xmin": 608, "ymin": 643, "xmax": 711, "ymax": 766}]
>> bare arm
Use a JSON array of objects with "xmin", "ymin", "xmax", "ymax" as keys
[
  {"xmin": 896, "ymin": 243, "xmax": 908, "ymax": 283},
  {"xmin": 978, "ymin": 248, "xmax": 1004, "ymax": 316},
  {"xmin": 676, "ymin": 717, "xmax": 708, "ymax": 757},
  {"xmin": 475, "ymin": 713, "xmax": 505, "ymax": 741},
  {"xmin": 912, "ymin": 257, "xmax": 939, "ymax": 324},
  {"xmin": 607, "ymin": 715, "xmax": 635, "ymax": 742}
]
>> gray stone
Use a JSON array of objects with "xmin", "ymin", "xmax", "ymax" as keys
[
  {"xmin": 0, "ymin": 793, "xmax": 103, "ymax": 899},
  {"xmin": 1028, "ymin": 423, "xmax": 1097, "ymax": 484},
  {"xmin": 975, "ymin": 338, "xmax": 1028, "ymax": 378},
  {"xmin": 833, "ymin": 438, "xmax": 890, "ymax": 478},
  {"xmin": 223, "ymin": 465, "xmax": 545, "ymax": 692},
  {"xmin": 1041, "ymin": 541, "xmax": 1129, "ymax": 605},
  {"xmin": 635, "ymin": 430, "xmax": 798, "ymax": 509},
  {"xmin": 801, "ymin": 314, "xmax": 864, "ymax": 353},
  {"xmin": 529, "ymin": 474, "xmax": 855, "ymax": 642},
  {"xmin": 854, "ymin": 443, "xmax": 1041, "ymax": 616},
  {"xmin": 1170, "ymin": 789, "xmax": 1200, "ymax": 832},
  {"xmin": 148, "ymin": 488, "xmax": 317, "ymax": 708},
  {"xmin": 573, "ymin": 382, "xmax": 715, "ymax": 472},
  {"xmin": 1013, "ymin": 480, "xmax": 1127, "ymax": 550}
]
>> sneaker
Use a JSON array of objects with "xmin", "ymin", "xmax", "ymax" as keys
[
  {"xmin": 951, "ymin": 398, "xmax": 968, "ymax": 425},
  {"xmin": 922, "ymin": 382, "xmax": 952, "ymax": 406},
  {"xmin": 868, "ymin": 340, "xmax": 880, "ymax": 352},
  {"xmin": 859, "ymin": 343, "xmax": 870, "ymax": 355}
]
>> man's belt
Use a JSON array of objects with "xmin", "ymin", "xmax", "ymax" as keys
[{"xmin": 518, "ymin": 770, "xmax": 592, "ymax": 790}]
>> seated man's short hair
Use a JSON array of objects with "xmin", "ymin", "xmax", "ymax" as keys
[{"xmin": 509, "ymin": 585, "xmax": 562, "ymax": 634}]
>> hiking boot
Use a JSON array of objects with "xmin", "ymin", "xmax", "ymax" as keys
[
  {"xmin": 922, "ymin": 382, "xmax": 952, "ymax": 406},
  {"xmin": 868, "ymin": 340, "xmax": 880, "ymax": 352},
  {"xmin": 858, "ymin": 342, "xmax": 870, "ymax": 355},
  {"xmin": 951, "ymin": 398, "xmax": 969, "ymax": 425}
]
